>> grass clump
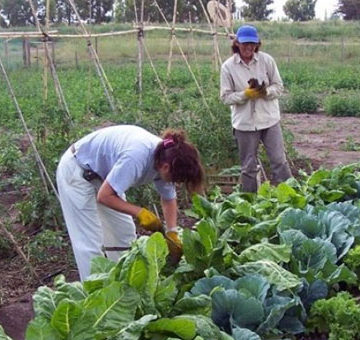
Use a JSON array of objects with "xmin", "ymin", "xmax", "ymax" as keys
[{"xmin": 324, "ymin": 92, "xmax": 360, "ymax": 117}]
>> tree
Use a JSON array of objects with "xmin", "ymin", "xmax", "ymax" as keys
[
  {"xmin": 336, "ymin": 0, "xmax": 360, "ymax": 20},
  {"xmin": 241, "ymin": 0, "xmax": 273, "ymax": 21},
  {"xmin": 283, "ymin": 0, "xmax": 317, "ymax": 21},
  {"xmin": 0, "ymin": 0, "xmax": 34, "ymax": 26}
]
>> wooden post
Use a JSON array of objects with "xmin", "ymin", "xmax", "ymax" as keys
[
  {"xmin": 341, "ymin": 36, "xmax": 345, "ymax": 62},
  {"xmin": 51, "ymin": 41, "xmax": 55, "ymax": 66},
  {"xmin": 36, "ymin": 46, "xmax": 39, "ymax": 67},
  {"xmin": 136, "ymin": 0, "xmax": 144, "ymax": 104},
  {"xmin": 26, "ymin": 39, "xmax": 31, "ymax": 66},
  {"xmin": 75, "ymin": 51, "xmax": 79, "ymax": 68},
  {"xmin": 167, "ymin": 0, "xmax": 178, "ymax": 77},
  {"xmin": 23, "ymin": 39, "xmax": 27, "ymax": 67},
  {"xmin": 4, "ymin": 40, "xmax": 9, "ymax": 68},
  {"xmin": 95, "ymin": 36, "xmax": 98, "ymax": 54}
]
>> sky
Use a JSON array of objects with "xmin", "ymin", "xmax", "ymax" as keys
[{"xmin": 235, "ymin": 0, "xmax": 339, "ymax": 20}]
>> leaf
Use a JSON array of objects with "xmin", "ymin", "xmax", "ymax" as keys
[
  {"xmin": 90, "ymin": 256, "xmax": 117, "ymax": 275},
  {"xmin": 50, "ymin": 299, "xmax": 83, "ymax": 338},
  {"xmin": 307, "ymin": 169, "xmax": 330, "ymax": 187},
  {"xmin": 232, "ymin": 260, "xmax": 302, "ymax": 291},
  {"xmin": 174, "ymin": 295, "xmax": 212, "ymax": 316},
  {"xmin": 234, "ymin": 274, "xmax": 270, "ymax": 303},
  {"xmin": 232, "ymin": 326, "xmax": 261, "ymax": 340},
  {"xmin": 32, "ymin": 286, "xmax": 67, "ymax": 320},
  {"xmin": 0, "ymin": 326, "xmax": 14, "ymax": 340},
  {"xmin": 54, "ymin": 275, "xmax": 87, "ymax": 301},
  {"xmin": 145, "ymin": 317, "xmax": 197, "ymax": 340},
  {"xmin": 238, "ymin": 242, "xmax": 291, "ymax": 264},
  {"xmin": 83, "ymin": 282, "xmax": 140, "ymax": 334},
  {"xmin": 190, "ymin": 276, "xmax": 234, "ymax": 296},
  {"xmin": 112, "ymin": 315, "xmax": 157, "ymax": 340},
  {"xmin": 25, "ymin": 317, "xmax": 60, "ymax": 340}
]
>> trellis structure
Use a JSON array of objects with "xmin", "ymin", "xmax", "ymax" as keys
[{"xmin": 0, "ymin": 0, "xmax": 235, "ymax": 201}]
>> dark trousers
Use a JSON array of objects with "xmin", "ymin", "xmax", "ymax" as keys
[{"xmin": 234, "ymin": 122, "xmax": 292, "ymax": 192}]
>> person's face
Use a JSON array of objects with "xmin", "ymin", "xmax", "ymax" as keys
[
  {"xmin": 157, "ymin": 162, "xmax": 172, "ymax": 182},
  {"xmin": 238, "ymin": 42, "xmax": 257, "ymax": 62}
]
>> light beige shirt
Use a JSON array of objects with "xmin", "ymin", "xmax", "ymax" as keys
[{"xmin": 220, "ymin": 51, "xmax": 284, "ymax": 131}]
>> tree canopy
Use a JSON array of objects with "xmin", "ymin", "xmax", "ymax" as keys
[
  {"xmin": 336, "ymin": 0, "xmax": 360, "ymax": 20},
  {"xmin": 283, "ymin": 0, "xmax": 317, "ymax": 22},
  {"xmin": 240, "ymin": 0, "xmax": 274, "ymax": 21}
]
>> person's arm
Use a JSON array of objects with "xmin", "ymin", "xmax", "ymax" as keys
[
  {"xmin": 220, "ymin": 64, "xmax": 248, "ymax": 105},
  {"xmin": 161, "ymin": 198, "xmax": 177, "ymax": 231},
  {"xmin": 97, "ymin": 180, "xmax": 141, "ymax": 217},
  {"xmin": 264, "ymin": 57, "xmax": 284, "ymax": 100}
]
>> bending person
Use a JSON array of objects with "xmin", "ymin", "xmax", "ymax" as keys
[
  {"xmin": 220, "ymin": 24, "xmax": 292, "ymax": 192},
  {"xmin": 56, "ymin": 125, "xmax": 204, "ymax": 280}
]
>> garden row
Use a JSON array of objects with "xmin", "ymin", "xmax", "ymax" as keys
[{"xmin": 1, "ymin": 163, "xmax": 359, "ymax": 339}]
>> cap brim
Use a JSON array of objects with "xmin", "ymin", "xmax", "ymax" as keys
[{"xmin": 237, "ymin": 37, "xmax": 259, "ymax": 43}]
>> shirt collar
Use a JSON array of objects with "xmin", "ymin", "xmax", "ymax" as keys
[{"xmin": 234, "ymin": 52, "xmax": 258, "ymax": 65}]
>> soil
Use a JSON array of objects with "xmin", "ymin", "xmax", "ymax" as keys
[{"xmin": 1, "ymin": 113, "xmax": 360, "ymax": 340}]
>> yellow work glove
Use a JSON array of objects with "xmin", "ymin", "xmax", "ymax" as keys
[
  {"xmin": 165, "ymin": 231, "xmax": 183, "ymax": 262},
  {"xmin": 136, "ymin": 208, "xmax": 162, "ymax": 231},
  {"xmin": 244, "ymin": 87, "xmax": 262, "ymax": 99}
]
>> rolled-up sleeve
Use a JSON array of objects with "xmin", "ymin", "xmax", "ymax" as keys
[{"xmin": 220, "ymin": 64, "xmax": 248, "ymax": 105}]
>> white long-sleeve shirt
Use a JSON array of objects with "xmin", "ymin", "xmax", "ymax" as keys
[{"xmin": 220, "ymin": 51, "xmax": 284, "ymax": 131}]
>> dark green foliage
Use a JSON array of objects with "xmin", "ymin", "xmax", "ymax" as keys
[
  {"xmin": 283, "ymin": 0, "xmax": 317, "ymax": 21},
  {"xmin": 240, "ymin": 0, "xmax": 274, "ymax": 21},
  {"xmin": 324, "ymin": 93, "xmax": 360, "ymax": 117}
]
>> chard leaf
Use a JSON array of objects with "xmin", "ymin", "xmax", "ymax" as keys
[
  {"xmin": 192, "ymin": 194, "xmax": 214, "ymax": 218},
  {"xmin": 25, "ymin": 317, "xmax": 60, "ymax": 340},
  {"xmin": 145, "ymin": 317, "xmax": 196, "ymax": 340},
  {"xmin": 90, "ymin": 256, "xmax": 117, "ymax": 275},
  {"xmin": 32, "ymin": 286, "xmax": 67, "ymax": 320},
  {"xmin": 112, "ymin": 315, "xmax": 157, "ymax": 340},
  {"xmin": 83, "ymin": 273, "xmax": 109, "ymax": 293},
  {"xmin": 232, "ymin": 326, "xmax": 261, "ymax": 340},
  {"xmin": 232, "ymin": 260, "xmax": 302, "ymax": 291},
  {"xmin": 83, "ymin": 282, "xmax": 139, "ymax": 333},
  {"xmin": 307, "ymin": 169, "xmax": 330, "ymax": 187},
  {"xmin": 154, "ymin": 276, "xmax": 178, "ymax": 315},
  {"xmin": 238, "ymin": 243, "xmax": 291, "ymax": 264},
  {"xmin": 50, "ymin": 299, "xmax": 83, "ymax": 338},
  {"xmin": 174, "ymin": 295, "xmax": 212, "ymax": 316},
  {"xmin": 54, "ymin": 275, "xmax": 87, "ymax": 301},
  {"xmin": 320, "ymin": 190, "xmax": 345, "ymax": 202},
  {"xmin": 275, "ymin": 183, "xmax": 306, "ymax": 208}
]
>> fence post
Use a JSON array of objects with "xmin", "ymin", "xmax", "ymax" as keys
[{"xmin": 4, "ymin": 39, "xmax": 9, "ymax": 68}]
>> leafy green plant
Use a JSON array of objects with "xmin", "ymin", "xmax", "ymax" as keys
[
  {"xmin": 344, "ymin": 245, "xmax": 360, "ymax": 277},
  {"xmin": 308, "ymin": 292, "xmax": 360, "ymax": 340},
  {"xmin": 283, "ymin": 87, "xmax": 318, "ymax": 113},
  {"xmin": 324, "ymin": 92, "xmax": 360, "ymax": 117},
  {"xmin": 25, "ymin": 229, "xmax": 67, "ymax": 262}
]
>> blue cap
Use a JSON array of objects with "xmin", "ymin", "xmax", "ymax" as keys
[{"xmin": 236, "ymin": 25, "xmax": 259, "ymax": 43}]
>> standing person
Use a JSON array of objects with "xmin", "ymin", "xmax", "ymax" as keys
[
  {"xmin": 56, "ymin": 125, "xmax": 204, "ymax": 280},
  {"xmin": 220, "ymin": 24, "xmax": 292, "ymax": 192}
]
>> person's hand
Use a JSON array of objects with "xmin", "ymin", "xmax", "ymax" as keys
[
  {"xmin": 165, "ymin": 231, "xmax": 183, "ymax": 261},
  {"xmin": 245, "ymin": 78, "xmax": 267, "ymax": 99},
  {"xmin": 136, "ymin": 208, "xmax": 162, "ymax": 231}
]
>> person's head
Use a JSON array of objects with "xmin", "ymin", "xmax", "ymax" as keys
[
  {"xmin": 232, "ymin": 25, "xmax": 261, "ymax": 60},
  {"xmin": 154, "ymin": 129, "xmax": 205, "ymax": 194}
]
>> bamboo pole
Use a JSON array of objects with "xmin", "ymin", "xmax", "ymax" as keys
[
  {"xmin": 0, "ymin": 220, "xmax": 42, "ymax": 283},
  {"xmin": 167, "ymin": 0, "xmax": 178, "ymax": 77},
  {"xmin": 0, "ymin": 27, "xmax": 233, "ymax": 39},
  {"xmin": 66, "ymin": 0, "xmax": 119, "ymax": 114}
]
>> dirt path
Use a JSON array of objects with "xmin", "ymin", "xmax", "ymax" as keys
[{"xmin": 283, "ymin": 113, "xmax": 360, "ymax": 169}]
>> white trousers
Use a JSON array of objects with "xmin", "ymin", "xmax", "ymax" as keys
[{"xmin": 56, "ymin": 148, "xmax": 136, "ymax": 281}]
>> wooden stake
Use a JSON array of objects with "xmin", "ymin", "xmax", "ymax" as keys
[
  {"xmin": 0, "ymin": 220, "xmax": 42, "ymax": 283},
  {"xmin": 167, "ymin": 0, "xmax": 178, "ymax": 77}
]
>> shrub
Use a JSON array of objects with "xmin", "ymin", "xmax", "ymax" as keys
[
  {"xmin": 282, "ymin": 87, "xmax": 318, "ymax": 113},
  {"xmin": 324, "ymin": 93, "xmax": 360, "ymax": 117}
]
